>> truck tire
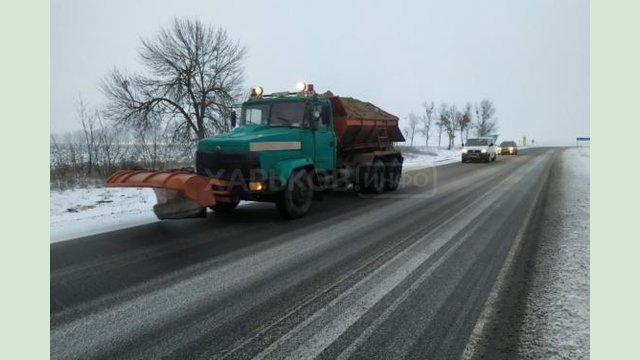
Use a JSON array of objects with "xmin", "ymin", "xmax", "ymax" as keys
[
  {"xmin": 276, "ymin": 169, "xmax": 313, "ymax": 219},
  {"xmin": 365, "ymin": 160, "xmax": 386, "ymax": 194},
  {"xmin": 210, "ymin": 200, "xmax": 240, "ymax": 215},
  {"xmin": 385, "ymin": 158, "xmax": 402, "ymax": 191}
]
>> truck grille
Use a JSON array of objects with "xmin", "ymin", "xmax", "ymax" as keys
[{"xmin": 196, "ymin": 151, "xmax": 260, "ymax": 180}]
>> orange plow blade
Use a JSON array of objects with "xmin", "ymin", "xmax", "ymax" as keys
[{"xmin": 105, "ymin": 170, "xmax": 230, "ymax": 219}]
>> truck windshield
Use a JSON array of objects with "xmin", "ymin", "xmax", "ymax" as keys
[
  {"xmin": 241, "ymin": 102, "xmax": 307, "ymax": 127},
  {"xmin": 465, "ymin": 139, "xmax": 488, "ymax": 146}
]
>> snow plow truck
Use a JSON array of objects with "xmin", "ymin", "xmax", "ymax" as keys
[{"xmin": 105, "ymin": 83, "xmax": 405, "ymax": 219}]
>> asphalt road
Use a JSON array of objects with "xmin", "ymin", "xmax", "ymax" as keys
[{"xmin": 51, "ymin": 148, "xmax": 560, "ymax": 359}]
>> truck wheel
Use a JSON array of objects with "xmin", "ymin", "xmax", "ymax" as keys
[
  {"xmin": 276, "ymin": 169, "xmax": 313, "ymax": 219},
  {"xmin": 210, "ymin": 200, "xmax": 240, "ymax": 215},
  {"xmin": 385, "ymin": 158, "xmax": 402, "ymax": 191},
  {"xmin": 365, "ymin": 160, "xmax": 386, "ymax": 194}
]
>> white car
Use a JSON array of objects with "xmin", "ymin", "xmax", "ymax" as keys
[{"xmin": 461, "ymin": 138, "xmax": 497, "ymax": 163}]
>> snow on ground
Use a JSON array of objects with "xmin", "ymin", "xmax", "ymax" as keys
[
  {"xmin": 50, "ymin": 187, "xmax": 160, "ymax": 243},
  {"xmin": 401, "ymin": 147, "xmax": 462, "ymax": 170},
  {"xmin": 517, "ymin": 147, "xmax": 590, "ymax": 358},
  {"xmin": 50, "ymin": 147, "xmax": 461, "ymax": 243}
]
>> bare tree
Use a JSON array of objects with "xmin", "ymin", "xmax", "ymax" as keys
[
  {"xmin": 134, "ymin": 122, "xmax": 165, "ymax": 169},
  {"xmin": 444, "ymin": 105, "xmax": 458, "ymax": 150},
  {"xmin": 438, "ymin": 104, "xmax": 449, "ymax": 149},
  {"xmin": 464, "ymin": 103, "xmax": 472, "ymax": 142},
  {"xmin": 405, "ymin": 112, "xmax": 419, "ymax": 147},
  {"xmin": 419, "ymin": 101, "xmax": 436, "ymax": 147},
  {"xmin": 96, "ymin": 114, "xmax": 129, "ymax": 175},
  {"xmin": 78, "ymin": 99, "xmax": 100, "ymax": 175},
  {"xmin": 437, "ymin": 103, "xmax": 456, "ymax": 150},
  {"xmin": 132, "ymin": 119, "xmax": 191, "ymax": 169},
  {"xmin": 451, "ymin": 108, "xmax": 462, "ymax": 147},
  {"xmin": 50, "ymin": 133, "xmax": 68, "ymax": 187},
  {"xmin": 457, "ymin": 103, "xmax": 472, "ymax": 146},
  {"xmin": 50, "ymin": 129, "xmax": 93, "ymax": 188},
  {"xmin": 60, "ymin": 131, "xmax": 83, "ymax": 171},
  {"xmin": 436, "ymin": 103, "xmax": 446, "ymax": 148},
  {"xmin": 102, "ymin": 18, "xmax": 247, "ymax": 142},
  {"xmin": 474, "ymin": 99, "xmax": 498, "ymax": 136}
]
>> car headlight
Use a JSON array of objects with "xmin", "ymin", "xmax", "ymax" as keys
[
  {"xmin": 497, "ymin": 147, "xmax": 502, "ymax": 151},
  {"xmin": 509, "ymin": 147, "xmax": 514, "ymax": 151},
  {"xmin": 462, "ymin": 149, "xmax": 468, "ymax": 153},
  {"xmin": 481, "ymin": 149, "xmax": 487, "ymax": 153}
]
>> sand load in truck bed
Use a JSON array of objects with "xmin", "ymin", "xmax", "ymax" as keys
[{"xmin": 323, "ymin": 93, "xmax": 405, "ymax": 152}]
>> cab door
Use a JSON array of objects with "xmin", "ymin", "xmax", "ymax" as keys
[{"xmin": 312, "ymin": 102, "xmax": 336, "ymax": 171}]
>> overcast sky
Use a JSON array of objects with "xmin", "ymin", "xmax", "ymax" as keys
[{"xmin": 51, "ymin": 0, "xmax": 589, "ymax": 145}]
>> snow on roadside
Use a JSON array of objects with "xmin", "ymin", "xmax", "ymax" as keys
[
  {"xmin": 401, "ymin": 147, "xmax": 461, "ymax": 170},
  {"xmin": 50, "ymin": 147, "xmax": 459, "ymax": 243},
  {"xmin": 50, "ymin": 187, "xmax": 159, "ymax": 243},
  {"xmin": 517, "ymin": 147, "xmax": 590, "ymax": 358}
]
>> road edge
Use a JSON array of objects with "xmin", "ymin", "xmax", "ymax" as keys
[{"xmin": 461, "ymin": 150, "xmax": 559, "ymax": 359}]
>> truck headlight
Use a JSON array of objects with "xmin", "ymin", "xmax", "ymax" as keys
[
  {"xmin": 462, "ymin": 149, "xmax": 468, "ymax": 153},
  {"xmin": 481, "ymin": 149, "xmax": 487, "ymax": 153},
  {"xmin": 249, "ymin": 181, "xmax": 265, "ymax": 191}
]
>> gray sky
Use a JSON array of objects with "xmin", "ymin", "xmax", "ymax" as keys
[{"xmin": 51, "ymin": 0, "xmax": 589, "ymax": 145}]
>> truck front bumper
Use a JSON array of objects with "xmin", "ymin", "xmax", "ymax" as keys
[{"xmin": 215, "ymin": 176, "xmax": 284, "ymax": 202}]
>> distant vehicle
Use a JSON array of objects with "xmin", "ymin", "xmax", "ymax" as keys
[
  {"xmin": 497, "ymin": 141, "xmax": 518, "ymax": 155},
  {"xmin": 461, "ymin": 137, "xmax": 497, "ymax": 163}
]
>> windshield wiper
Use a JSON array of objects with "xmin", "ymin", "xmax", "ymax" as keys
[{"xmin": 272, "ymin": 116, "xmax": 293, "ymax": 126}]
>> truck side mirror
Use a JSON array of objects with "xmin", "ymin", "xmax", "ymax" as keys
[{"xmin": 230, "ymin": 111, "xmax": 237, "ymax": 128}]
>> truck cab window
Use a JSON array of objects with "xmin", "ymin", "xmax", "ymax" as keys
[
  {"xmin": 321, "ymin": 104, "xmax": 330, "ymax": 125},
  {"xmin": 270, "ymin": 102, "xmax": 306, "ymax": 127},
  {"xmin": 313, "ymin": 104, "xmax": 330, "ymax": 128},
  {"xmin": 245, "ymin": 109, "xmax": 263, "ymax": 124},
  {"xmin": 241, "ymin": 104, "xmax": 269, "ymax": 125}
]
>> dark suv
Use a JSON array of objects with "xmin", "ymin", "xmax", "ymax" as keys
[{"xmin": 497, "ymin": 141, "xmax": 518, "ymax": 155}]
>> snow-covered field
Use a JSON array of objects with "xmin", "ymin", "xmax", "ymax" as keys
[
  {"xmin": 517, "ymin": 147, "xmax": 590, "ymax": 358},
  {"xmin": 50, "ymin": 147, "xmax": 460, "ymax": 243},
  {"xmin": 50, "ymin": 187, "xmax": 160, "ymax": 243}
]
